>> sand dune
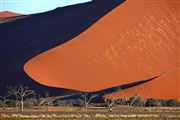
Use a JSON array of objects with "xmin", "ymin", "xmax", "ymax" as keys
[
  {"xmin": 0, "ymin": 1, "xmax": 124, "ymax": 96},
  {"xmin": 24, "ymin": 0, "xmax": 180, "ymax": 101},
  {"xmin": 106, "ymin": 68, "xmax": 180, "ymax": 101},
  {"xmin": 0, "ymin": 11, "xmax": 22, "ymax": 19}
]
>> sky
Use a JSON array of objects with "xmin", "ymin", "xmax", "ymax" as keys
[{"xmin": 0, "ymin": 0, "xmax": 91, "ymax": 14}]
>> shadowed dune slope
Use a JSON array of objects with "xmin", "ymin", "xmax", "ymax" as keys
[
  {"xmin": 0, "ymin": 0, "xmax": 125, "ymax": 95},
  {"xmin": 106, "ymin": 68, "xmax": 180, "ymax": 101},
  {"xmin": 24, "ymin": 0, "xmax": 180, "ymax": 94}
]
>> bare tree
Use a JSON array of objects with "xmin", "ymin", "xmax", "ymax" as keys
[
  {"xmin": 7, "ymin": 86, "xmax": 18, "ymax": 109},
  {"xmin": 102, "ymin": 87, "xmax": 123, "ymax": 112},
  {"xmin": 102, "ymin": 92, "xmax": 115, "ymax": 112},
  {"xmin": 120, "ymin": 90, "xmax": 130, "ymax": 106},
  {"xmin": 81, "ymin": 92, "xmax": 98, "ymax": 111},
  {"xmin": 44, "ymin": 91, "xmax": 57, "ymax": 111},
  {"xmin": 33, "ymin": 94, "xmax": 46, "ymax": 110},
  {"xmin": 0, "ymin": 94, "xmax": 10, "ymax": 110},
  {"xmin": 7, "ymin": 84, "xmax": 34, "ymax": 112},
  {"xmin": 103, "ymin": 97, "xmax": 115, "ymax": 112},
  {"xmin": 129, "ymin": 94, "xmax": 139, "ymax": 106},
  {"xmin": 124, "ymin": 96, "xmax": 130, "ymax": 106}
]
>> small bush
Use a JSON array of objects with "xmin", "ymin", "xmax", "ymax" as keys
[
  {"xmin": 115, "ymin": 99, "xmax": 127, "ymax": 105},
  {"xmin": 166, "ymin": 99, "xmax": 179, "ymax": 107},
  {"xmin": 145, "ymin": 98, "xmax": 159, "ymax": 107},
  {"xmin": 0, "ymin": 100, "xmax": 4, "ymax": 108},
  {"xmin": 56, "ymin": 99, "xmax": 84, "ymax": 107},
  {"xmin": 145, "ymin": 98, "xmax": 180, "ymax": 107},
  {"xmin": 7, "ymin": 100, "xmax": 18, "ymax": 108},
  {"xmin": 74, "ymin": 99, "xmax": 84, "ymax": 107},
  {"xmin": 24, "ymin": 98, "xmax": 35, "ymax": 107},
  {"xmin": 56, "ymin": 100, "xmax": 67, "ymax": 107}
]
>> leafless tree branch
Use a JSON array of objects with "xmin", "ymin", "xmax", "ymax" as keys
[{"xmin": 7, "ymin": 84, "xmax": 34, "ymax": 112}]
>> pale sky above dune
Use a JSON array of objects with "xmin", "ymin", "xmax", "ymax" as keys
[{"xmin": 0, "ymin": 0, "xmax": 91, "ymax": 14}]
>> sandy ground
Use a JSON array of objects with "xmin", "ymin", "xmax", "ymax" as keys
[{"xmin": 0, "ymin": 106, "xmax": 180, "ymax": 119}]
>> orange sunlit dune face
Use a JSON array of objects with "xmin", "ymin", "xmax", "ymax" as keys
[
  {"xmin": 24, "ymin": 0, "xmax": 180, "ymax": 100},
  {"xmin": 0, "ymin": 11, "xmax": 22, "ymax": 19},
  {"xmin": 106, "ymin": 68, "xmax": 180, "ymax": 101}
]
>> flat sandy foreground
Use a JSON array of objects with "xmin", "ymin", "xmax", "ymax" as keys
[{"xmin": 0, "ymin": 106, "xmax": 180, "ymax": 120}]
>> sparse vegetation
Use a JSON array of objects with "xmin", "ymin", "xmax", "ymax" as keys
[
  {"xmin": 56, "ymin": 98, "xmax": 84, "ymax": 107},
  {"xmin": 43, "ymin": 91, "xmax": 57, "ymax": 111},
  {"xmin": 32, "ymin": 94, "xmax": 46, "ymax": 109},
  {"xmin": 145, "ymin": 98, "xmax": 180, "ymax": 107},
  {"xmin": 80, "ymin": 92, "xmax": 98, "ymax": 111},
  {"xmin": 116, "ymin": 98, "xmax": 127, "ymax": 105},
  {"xmin": 7, "ymin": 84, "xmax": 34, "ymax": 112},
  {"xmin": 0, "ymin": 94, "xmax": 10, "ymax": 110},
  {"xmin": 103, "ymin": 98, "xmax": 115, "ymax": 112},
  {"xmin": 129, "ymin": 94, "xmax": 144, "ymax": 107},
  {"xmin": 0, "ymin": 84, "xmax": 180, "ymax": 120}
]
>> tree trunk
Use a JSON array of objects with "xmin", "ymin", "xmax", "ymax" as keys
[
  {"xmin": 15, "ymin": 100, "xmax": 18, "ymax": 111},
  {"xmin": 38, "ymin": 104, "xmax": 40, "ymax": 110},
  {"xmin": 107, "ymin": 104, "xmax": 112, "ymax": 112},
  {"xmin": 46, "ymin": 104, "xmax": 49, "ymax": 112},
  {"xmin": 130, "ymin": 98, "xmax": 136, "ymax": 106},
  {"xmin": 2, "ymin": 99, "xmax": 6, "ymax": 110},
  {"xmin": 84, "ymin": 98, "xmax": 88, "ymax": 111},
  {"xmin": 20, "ymin": 99, "xmax": 24, "ymax": 112},
  {"xmin": 109, "ymin": 106, "xmax": 112, "ymax": 112},
  {"xmin": 85, "ymin": 104, "xmax": 87, "ymax": 111}
]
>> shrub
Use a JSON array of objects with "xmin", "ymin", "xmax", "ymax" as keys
[
  {"xmin": 0, "ymin": 100, "xmax": 4, "ymax": 108},
  {"xmin": 56, "ymin": 100, "xmax": 67, "ymax": 107},
  {"xmin": 166, "ymin": 99, "xmax": 179, "ymax": 107},
  {"xmin": 24, "ymin": 98, "xmax": 35, "ymax": 107},
  {"xmin": 145, "ymin": 98, "xmax": 159, "ymax": 107},
  {"xmin": 145, "ymin": 98, "xmax": 180, "ymax": 107},
  {"xmin": 115, "ymin": 99, "xmax": 127, "ymax": 105},
  {"xmin": 74, "ymin": 99, "xmax": 84, "ymax": 107},
  {"xmin": 56, "ymin": 99, "xmax": 84, "ymax": 107},
  {"xmin": 1, "ymin": 100, "xmax": 17, "ymax": 108}
]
